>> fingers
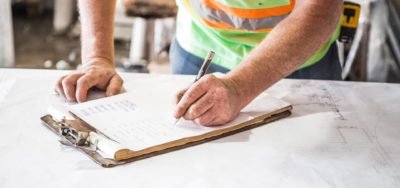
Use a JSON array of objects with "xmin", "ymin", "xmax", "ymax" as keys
[
  {"xmin": 61, "ymin": 73, "xmax": 83, "ymax": 101},
  {"xmin": 55, "ymin": 75, "xmax": 67, "ymax": 97},
  {"xmin": 76, "ymin": 74, "xmax": 99, "ymax": 103},
  {"xmin": 183, "ymin": 92, "xmax": 214, "ymax": 120},
  {"xmin": 174, "ymin": 81, "xmax": 208, "ymax": 118},
  {"xmin": 193, "ymin": 108, "xmax": 217, "ymax": 126},
  {"xmin": 174, "ymin": 75, "xmax": 243, "ymax": 127},
  {"xmin": 55, "ymin": 59, "xmax": 123, "ymax": 103},
  {"xmin": 105, "ymin": 74, "xmax": 123, "ymax": 97},
  {"xmin": 175, "ymin": 87, "xmax": 188, "ymax": 104},
  {"xmin": 193, "ymin": 107, "xmax": 234, "ymax": 127}
]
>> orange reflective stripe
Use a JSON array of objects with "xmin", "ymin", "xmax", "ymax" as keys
[
  {"xmin": 202, "ymin": 18, "xmax": 236, "ymax": 29},
  {"xmin": 202, "ymin": 0, "xmax": 295, "ymax": 19},
  {"xmin": 202, "ymin": 18, "xmax": 273, "ymax": 33},
  {"xmin": 190, "ymin": 0, "xmax": 289, "ymax": 31}
]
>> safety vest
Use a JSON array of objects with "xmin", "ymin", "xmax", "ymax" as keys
[{"xmin": 175, "ymin": 0, "xmax": 341, "ymax": 70}]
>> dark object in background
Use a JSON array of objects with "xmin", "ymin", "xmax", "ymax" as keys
[
  {"xmin": 123, "ymin": 0, "xmax": 177, "ymax": 18},
  {"xmin": 387, "ymin": 0, "xmax": 400, "ymax": 82},
  {"xmin": 339, "ymin": 2, "xmax": 361, "ymax": 43}
]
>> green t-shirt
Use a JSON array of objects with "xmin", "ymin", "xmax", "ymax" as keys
[{"xmin": 175, "ymin": 0, "xmax": 340, "ymax": 70}]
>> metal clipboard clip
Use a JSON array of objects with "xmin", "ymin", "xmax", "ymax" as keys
[
  {"xmin": 44, "ymin": 98, "xmax": 99, "ymax": 151},
  {"xmin": 57, "ymin": 119, "xmax": 98, "ymax": 152},
  {"xmin": 41, "ymin": 104, "xmax": 127, "ymax": 167}
]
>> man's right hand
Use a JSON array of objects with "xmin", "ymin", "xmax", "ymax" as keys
[{"xmin": 55, "ymin": 58, "xmax": 123, "ymax": 103}]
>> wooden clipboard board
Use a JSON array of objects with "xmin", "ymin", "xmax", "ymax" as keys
[{"xmin": 40, "ymin": 106, "xmax": 292, "ymax": 168}]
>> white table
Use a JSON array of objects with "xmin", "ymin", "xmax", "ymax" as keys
[{"xmin": 0, "ymin": 69, "xmax": 399, "ymax": 188}]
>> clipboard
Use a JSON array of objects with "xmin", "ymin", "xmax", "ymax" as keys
[{"xmin": 40, "ymin": 105, "xmax": 292, "ymax": 168}]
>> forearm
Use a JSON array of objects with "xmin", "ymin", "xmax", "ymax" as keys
[
  {"xmin": 78, "ymin": 0, "xmax": 116, "ymax": 65},
  {"xmin": 227, "ymin": 0, "xmax": 342, "ymax": 107}
]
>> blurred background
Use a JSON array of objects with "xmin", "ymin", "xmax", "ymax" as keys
[{"xmin": 0, "ymin": 0, "xmax": 399, "ymax": 83}]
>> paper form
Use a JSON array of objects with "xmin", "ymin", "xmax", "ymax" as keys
[
  {"xmin": 70, "ymin": 92, "xmax": 217, "ymax": 151},
  {"xmin": 69, "ymin": 77, "xmax": 290, "ymax": 151}
]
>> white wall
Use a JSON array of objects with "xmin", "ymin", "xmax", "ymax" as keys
[{"xmin": 0, "ymin": 0, "xmax": 15, "ymax": 67}]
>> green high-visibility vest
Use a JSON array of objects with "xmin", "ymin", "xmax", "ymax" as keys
[{"xmin": 175, "ymin": 0, "xmax": 341, "ymax": 70}]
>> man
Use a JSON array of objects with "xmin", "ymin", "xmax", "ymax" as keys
[{"xmin": 56, "ymin": 0, "xmax": 342, "ymax": 126}]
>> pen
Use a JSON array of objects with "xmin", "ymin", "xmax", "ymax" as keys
[{"xmin": 175, "ymin": 51, "xmax": 215, "ymax": 125}]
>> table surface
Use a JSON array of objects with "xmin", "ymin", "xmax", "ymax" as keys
[{"xmin": 0, "ymin": 69, "xmax": 399, "ymax": 188}]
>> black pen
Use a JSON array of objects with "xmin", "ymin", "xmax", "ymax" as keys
[{"xmin": 175, "ymin": 51, "xmax": 215, "ymax": 125}]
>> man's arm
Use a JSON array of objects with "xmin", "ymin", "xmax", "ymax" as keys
[
  {"xmin": 56, "ymin": 0, "xmax": 122, "ymax": 102},
  {"xmin": 79, "ymin": 0, "xmax": 115, "ymax": 65},
  {"xmin": 174, "ymin": 0, "xmax": 342, "ymax": 126}
]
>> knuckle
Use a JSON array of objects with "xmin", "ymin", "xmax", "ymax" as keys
[
  {"xmin": 213, "ymin": 120, "xmax": 223, "ymax": 126},
  {"xmin": 189, "ymin": 106, "xmax": 201, "ymax": 117},
  {"xmin": 214, "ymin": 115, "xmax": 228, "ymax": 125},
  {"xmin": 85, "ymin": 72, "xmax": 97, "ymax": 79},
  {"xmin": 186, "ymin": 88, "xmax": 199, "ymax": 98},
  {"xmin": 186, "ymin": 91, "xmax": 196, "ymax": 101},
  {"xmin": 179, "ymin": 100, "xmax": 189, "ymax": 108},
  {"xmin": 86, "ymin": 69, "xmax": 101, "ymax": 78},
  {"xmin": 221, "ymin": 113, "xmax": 234, "ymax": 123},
  {"xmin": 101, "ymin": 71, "xmax": 108, "ymax": 78},
  {"xmin": 105, "ymin": 70, "xmax": 112, "ymax": 77},
  {"xmin": 85, "ymin": 66, "xmax": 96, "ymax": 73},
  {"xmin": 176, "ymin": 105, "xmax": 186, "ymax": 115},
  {"xmin": 203, "ymin": 77, "xmax": 216, "ymax": 87},
  {"xmin": 195, "ymin": 117, "xmax": 208, "ymax": 125},
  {"xmin": 181, "ymin": 93, "xmax": 195, "ymax": 103},
  {"xmin": 204, "ymin": 74, "xmax": 216, "ymax": 82},
  {"xmin": 57, "ymin": 76, "xmax": 65, "ymax": 85},
  {"xmin": 62, "ymin": 78, "xmax": 73, "ymax": 86},
  {"xmin": 202, "ymin": 74, "xmax": 212, "ymax": 81},
  {"xmin": 77, "ymin": 77, "xmax": 87, "ymax": 86},
  {"xmin": 86, "ymin": 74, "xmax": 99, "ymax": 84}
]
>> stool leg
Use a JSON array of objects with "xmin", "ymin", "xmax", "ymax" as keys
[
  {"xmin": 130, "ymin": 17, "xmax": 147, "ymax": 62},
  {"xmin": 123, "ymin": 17, "xmax": 148, "ymax": 72},
  {"xmin": 53, "ymin": 0, "xmax": 74, "ymax": 33}
]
